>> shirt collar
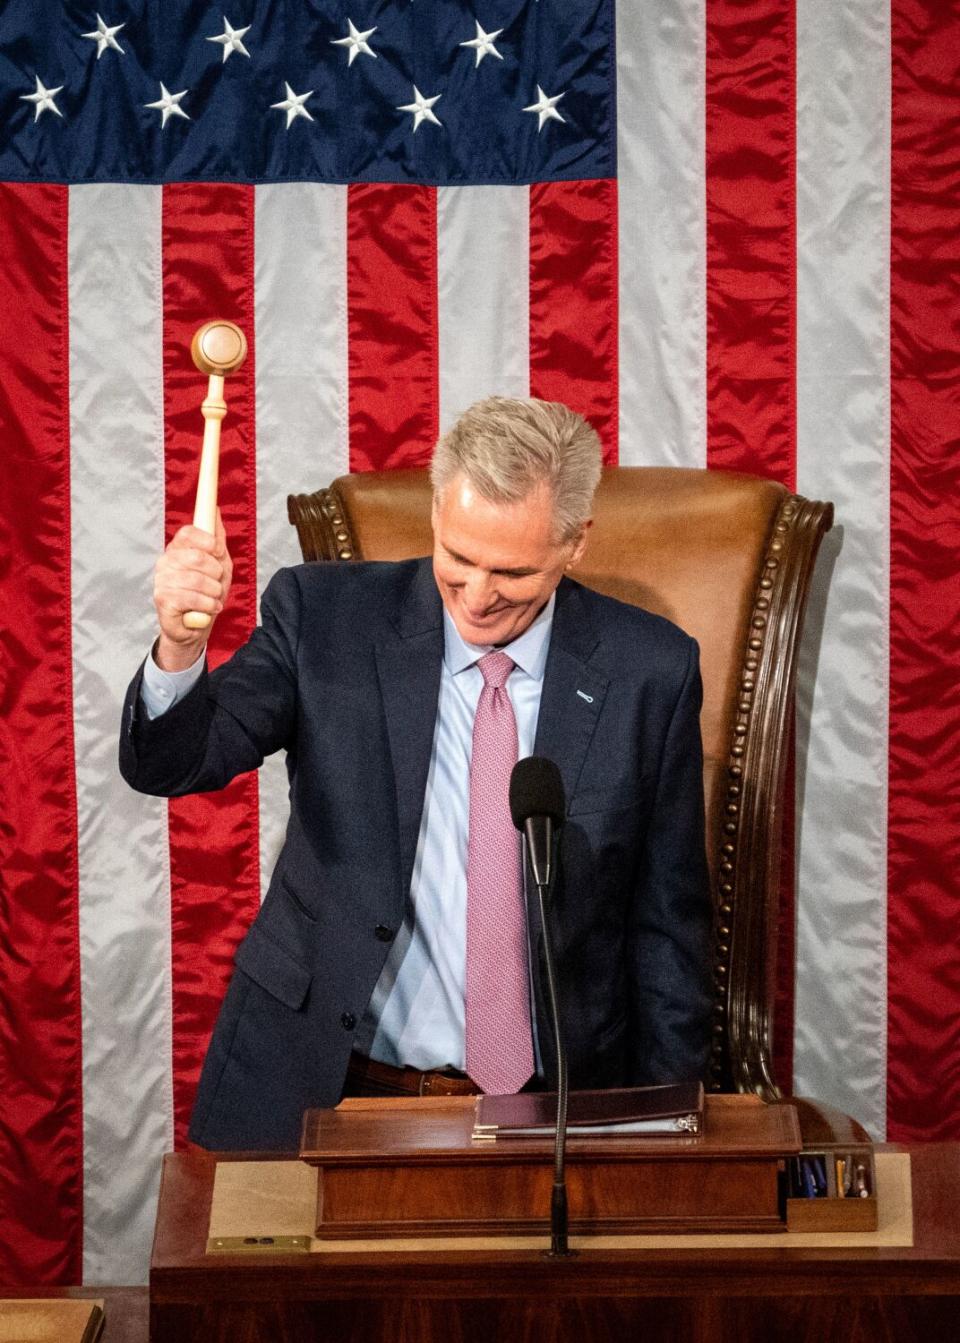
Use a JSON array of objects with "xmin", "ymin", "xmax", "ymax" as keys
[{"xmin": 443, "ymin": 591, "xmax": 555, "ymax": 682}]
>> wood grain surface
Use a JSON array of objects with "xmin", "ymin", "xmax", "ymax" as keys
[{"xmin": 149, "ymin": 1143, "xmax": 960, "ymax": 1342}]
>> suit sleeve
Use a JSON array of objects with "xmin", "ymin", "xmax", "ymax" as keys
[
  {"xmin": 119, "ymin": 567, "xmax": 301, "ymax": 797},
  {"xmin": 627, "ymin": 637, "xmax": 713, "ymax": 1084}
]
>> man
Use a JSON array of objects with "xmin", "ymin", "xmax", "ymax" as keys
[{"xmin": 121, "ymin": 396, "xmax": 712, "ymax": 1150}]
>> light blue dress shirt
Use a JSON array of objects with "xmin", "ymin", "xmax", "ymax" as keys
[
  {"xmin": 141, "ymin": 645, "xmax": 205, "ymax": 718},
  {"xmin": 140, "ymin": 592, "xmax": 554, "ymax": 1071}
]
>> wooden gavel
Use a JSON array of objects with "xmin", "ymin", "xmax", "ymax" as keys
[{"xmin": 183, "ymin": 319, "xmax": 248, "ymax": 630}]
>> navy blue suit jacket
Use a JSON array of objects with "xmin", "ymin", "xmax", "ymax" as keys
[{"xmin": 120, "ymin": 558, "xmax": 712, "ymax": 1150}]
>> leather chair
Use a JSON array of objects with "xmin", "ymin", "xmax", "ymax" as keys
[{"xmin": 288, "ymin": 467, "xmax": 834, "ymax": 1099}]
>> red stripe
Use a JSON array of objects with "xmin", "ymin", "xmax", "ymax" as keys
[
  {"xmin": 347, "ymin": 184, "xmax": 439, "ymax": 471},
  {"xmin": 705, "ymin": 1, "xmax": 797, "ymax": 1089},
  {"xmin": 161, "ymin": 184, "xmax": 261, "ymax": 1148},
  {"xmin": 705, "ymin": 1, "xmax": 796, "ymax": 487},
  {"xmin": 0, "ymin": 185, "xmax": 83, "ymax": 1283},
  {"xmin": 529, "ymin": 179, "xmax": 619, "ymax": 464},
  {"xmin": 887, "ymin": 2, "xmax": 960, "ymax": 1143}
]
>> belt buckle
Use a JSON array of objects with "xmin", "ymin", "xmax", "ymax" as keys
[{"xmin": 420, "ymin": 1069, "xmax": 450, "ymax": 1097}]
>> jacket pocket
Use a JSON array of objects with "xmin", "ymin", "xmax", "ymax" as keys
[
  {"xmin": 235, "ymin": 920, "xmax": 312, "ymax": 1011},
  {"xmin": 280, "ymin": 875, "xmax": 318, "ymax": 923}
]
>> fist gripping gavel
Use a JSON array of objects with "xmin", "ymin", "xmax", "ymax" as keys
[{"xmin": 182, "ymin": 320, "xmax": 248, "ymax": 630}]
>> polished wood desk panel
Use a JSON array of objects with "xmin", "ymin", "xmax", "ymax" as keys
[
  {"xmin": 151, "ymin": 1146, "xmax": 960, "ymax": 1343},
  {"xmin": 0, "ymin": 1289, "xmax": 147, "ymax": 1343}
]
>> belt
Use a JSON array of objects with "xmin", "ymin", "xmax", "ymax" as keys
[{"xmin": 346, "ymin": 1051, "xmax": 480, "ymax": 1098}]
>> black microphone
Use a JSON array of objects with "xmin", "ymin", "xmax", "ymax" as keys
[
  {"xmin": 510, "ymin": 755, "xmax": 565, "ymax": 890},
  {"xmin": 509, "ymin": 756, "xmax": 575, "ymax": 1258}
]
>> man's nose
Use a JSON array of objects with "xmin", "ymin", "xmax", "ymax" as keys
[{"xmin": 463, "ymin": 570, "xmax": 495, "ymax": 608}]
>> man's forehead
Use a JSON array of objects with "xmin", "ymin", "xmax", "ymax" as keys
[{"xmin": 434, "ymin": 479, "xmax": 560, "ymax": 561}]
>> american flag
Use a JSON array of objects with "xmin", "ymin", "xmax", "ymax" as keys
[{"xmin": 1, "ymin": 0, "xmax": 958, "ymax": 1286}]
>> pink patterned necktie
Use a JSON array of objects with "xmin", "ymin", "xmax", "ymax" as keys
[{"xmin": 465, "ymin": 650, "xmax": 534, "ymax": 1094}]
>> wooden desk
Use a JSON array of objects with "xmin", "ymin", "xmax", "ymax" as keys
[
  {"xmin": 151, "ymin": 1145, "xmax": 960, "ymax": 1343},
  {"xmin": 0, "ymin": 1288, "xmax": 147, "ymax": 1343}
]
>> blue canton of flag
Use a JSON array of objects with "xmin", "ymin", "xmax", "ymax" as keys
[{"xmin": 0, "ymin": 1, "xmax": 614, "ymax": 184}]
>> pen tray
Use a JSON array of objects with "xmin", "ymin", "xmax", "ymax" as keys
[{"xmin": 785, "ymin": 1144, "xmax": 878, "ymax": 1232}]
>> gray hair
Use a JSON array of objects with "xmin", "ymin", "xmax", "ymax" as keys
[{"xmin": 430, "ymin": 396, "xmax": 602, "ymax": 542}]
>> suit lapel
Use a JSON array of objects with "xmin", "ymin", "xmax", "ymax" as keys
[
  {"xmin": 533, "ymin": 578, "xmax": 609, "ymax": 808},
  {"xmin": 374, "ymin": 560, "xmax": 444, "ymax": 902},
  {"xmin": 529, "ymin": 579, "xmax": 609, "ymax": 1083}
]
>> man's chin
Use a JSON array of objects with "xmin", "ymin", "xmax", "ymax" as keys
[{"xmin": 456, "ymin": 610, "xmax": 517, "ymax": 645}]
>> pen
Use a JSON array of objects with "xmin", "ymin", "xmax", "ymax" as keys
[
  {"xmin": 855, "ymin": 1162, "xmax": 869, "ymax": 1198},
  {"xmin": 801, "ymin": 1157, "xmax": 817, "ymax": 1198}
]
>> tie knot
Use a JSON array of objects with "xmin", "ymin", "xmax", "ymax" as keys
[{"xmin": 478, "ymin": 650, "xmax": 514, "ymax": 689}]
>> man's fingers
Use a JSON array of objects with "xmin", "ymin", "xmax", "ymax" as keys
[
  {"xmin": 154, "ymin": 517, "xmax": 232, "ymax": 642},
  {"xmin": 157, "ymin": 588, "xmax": 224, "ymax": 617},
  {"xmin": 163, "ymin": 547, "xmax": 225, "ymax": 579},
  {"xmin": 159, "ymin": 569, "xmax": 224, "ymax": 600},
  {"xmin": 172, "ymin": 524, "xmax": 219, "ymax": 550}
]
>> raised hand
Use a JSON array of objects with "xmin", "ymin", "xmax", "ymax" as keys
[{"xmin": 153, "ymin": 510, "xmax": 233, "ymax": 671}]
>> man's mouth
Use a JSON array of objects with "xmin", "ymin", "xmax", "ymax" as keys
[{"xmin": 463, "ymin": 603, "xmax": 508, "ymax": 623}]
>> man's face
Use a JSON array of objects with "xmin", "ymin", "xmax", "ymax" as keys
[{"xmin": 432, "ymin": 474, "xmax": 589, "ymax": 647}]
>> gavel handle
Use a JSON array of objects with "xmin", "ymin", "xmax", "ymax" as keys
[{"xmin": 183, "ymin": 374, "xmax": 226, "ymax": 631}]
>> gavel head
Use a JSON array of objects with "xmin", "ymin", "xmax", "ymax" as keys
[{"xmin": 191, "ymin": 320, "xmax": 248, "ymax": 377}]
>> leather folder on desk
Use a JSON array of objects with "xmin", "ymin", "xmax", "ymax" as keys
[{"xmin": 473, "ymin": 1082, "xmax": 704, "ymax": 1139}]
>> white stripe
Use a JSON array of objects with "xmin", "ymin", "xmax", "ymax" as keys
[
  {"xmin": 69, "ymin": 184, "xmax": 173, "ymax": 1283},
  {"xmin": 437, "ymin": 185, "xmax": 530, "ymax": 435},
  {"xmin": 616, "ymin": 1, "xmax": 707, "ymax": 467},
  {"xmin": 793, "ymin": 0, "xmax": 891, "ymax": 1138},
  {"xmin": 254, "ymin": 184, "xmax": 350, "ymax": 894}
]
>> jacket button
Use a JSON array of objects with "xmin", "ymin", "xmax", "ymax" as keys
[
  {"xmin": 340, "ymin": 1012, "xmax": 356, "ymax": 1031},
  {"xmin": 374, "ymin": 925, "xmax": 395, "ymax": 942}
]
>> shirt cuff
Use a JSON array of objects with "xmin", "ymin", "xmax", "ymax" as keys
[{"xmin": 140, "ymin": 644, "xmax": 205, "ymax": 720}]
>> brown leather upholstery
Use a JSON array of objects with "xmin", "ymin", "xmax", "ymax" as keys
[{"xmin": 288, "ymin": 467, "xmax": 833, "ymax": 1098}]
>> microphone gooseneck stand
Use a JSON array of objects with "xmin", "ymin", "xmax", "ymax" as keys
[
  {"xmin": 510, "ymin": 755, "xmax": 573, "ymax": 1259},
  {"xmin": 525, "ymin": 815, "xmax": 575, "ymax": 1259}
]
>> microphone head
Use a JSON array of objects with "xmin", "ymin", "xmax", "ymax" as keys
[{"xmin": 509, "ymin": 756, "xmax": 566, "ymax": 831}]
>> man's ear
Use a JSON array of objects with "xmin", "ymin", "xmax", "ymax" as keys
[{"xmin": 567, "ymin": 518, "xmax": 592, "ymax": 568}]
